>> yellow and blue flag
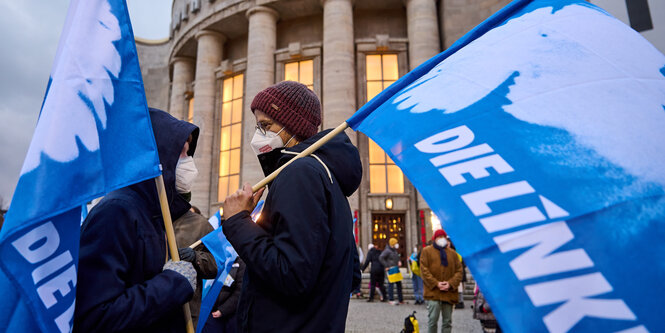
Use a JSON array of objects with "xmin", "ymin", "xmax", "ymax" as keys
[
  {"xmin": 347, "ymin": 0, "xmax": 665, "ymax": 331},
  {"xmin": 0, "ymin": 0, "xmax": 160, "ymax": 332}
]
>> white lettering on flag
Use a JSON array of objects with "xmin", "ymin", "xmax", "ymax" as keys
[
  {"xmin": 525, "ymin": 272, "xmax": 636, "ymax": 333},
  {"xmin": 439, "ymin": 154, "xmax": 514, "ymax": 186},
  {"xmin": 461, "ymin": 181, "xmax": 535, "ymax": 216},
  {"xmin": 479, "ymin": 206, "xmax": 546, "ymax": 233},
  {"xmin": 11, "ymin": 222, "xmax": 60, "ymax": 264}
]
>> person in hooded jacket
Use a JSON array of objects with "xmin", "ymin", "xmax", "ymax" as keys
[
  {"xmin": 361, "ymin": 243, "xmax": 387, "ymax": 302},
  {"xmin": 380, "ymin": 238, "xmax": 404, "ymax": 305},
  {"xmin": 74, "ymin": 109, "xmax": 201, "ymax": 333},
  {"xmin": 222, "ymin": 81, "xmax": 363, "ymax": 332}
]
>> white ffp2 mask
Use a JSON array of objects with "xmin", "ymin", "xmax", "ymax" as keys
[
  {"xmin": 175, "ymin": 156, "xmax": 198, "ymax": 193},
  {"xmin": 250, "ymin": 127, "xmax": 286, "ymax": 155}
]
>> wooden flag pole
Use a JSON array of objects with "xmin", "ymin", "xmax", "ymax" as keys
[
  {"xmin": 155, "ymin": 174, "xmax": 195, "ymax": 333},
  {"xmin": 188, "ymin": 122, "xmax": 349, "ymax": 249}
]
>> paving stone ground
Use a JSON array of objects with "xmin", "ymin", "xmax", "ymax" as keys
[{"xmin": 345, "ymin": 298, "xmax": 484, "ymax": 333}]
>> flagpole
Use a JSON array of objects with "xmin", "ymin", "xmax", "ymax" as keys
[
  {"xmin": 155, "ymin": 174, "xmax": 195, "ymax": 333},
  {"xmin": 188, "ymin": 121, "xmax": 349, "ymax": 249}
]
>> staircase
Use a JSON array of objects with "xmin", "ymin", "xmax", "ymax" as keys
[{"xmin": 358, "ymin": 267, "xmax": 476, "ymax": 301}]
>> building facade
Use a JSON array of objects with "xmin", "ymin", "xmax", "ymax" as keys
[{"xmin": 136, "ymin": 0, "xmax": 516, "ymax": 263}]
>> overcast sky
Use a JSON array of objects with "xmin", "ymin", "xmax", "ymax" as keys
[{"xmin": 0, "ymin": 0, "xmax": 171, "ymax": 209}]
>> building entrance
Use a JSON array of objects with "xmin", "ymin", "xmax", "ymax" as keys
[{"xmin": 371, "ymin": 213, "xmax": 407, "ymax": 267}]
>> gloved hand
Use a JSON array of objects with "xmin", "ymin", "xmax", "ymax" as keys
[
  {"xmin": 178, "ymin": 247, "xmax": 196, "ymax": 263},
  {"xmin": 163, "ymin": 260, "xmax": 197, "ymax": 292}
]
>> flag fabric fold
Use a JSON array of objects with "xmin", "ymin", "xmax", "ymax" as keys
[
  {"xmin": 0, "ymin": 0, "xmax": 160, "ymax": 332},
  {"xmin": 347, "ymin": 0, "xmax": 665, "ymax": 331}
]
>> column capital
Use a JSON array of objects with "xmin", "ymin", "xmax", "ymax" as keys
[
  {"xmin": 246, "ymin": 6, "xmax": 279, "ymax": 21},
  {"xmin": 195, "ymin": 29, "xmax": 226, "ymax": 43},
  {"xmin": 169, "ymin": 56, "xmax": 195, "ymax": 67},
  {"xmin": 320, "ymin": 0, "xmax": 355, "ymax": 7}
]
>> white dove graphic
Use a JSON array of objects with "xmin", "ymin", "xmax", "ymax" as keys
[
  {"xmin": 21, "ymin": 0, "xmax": 121, "ymax": 174},
  {"xmin": 393, "ymin": 4, "xmax": 665, "ymax": 187}
]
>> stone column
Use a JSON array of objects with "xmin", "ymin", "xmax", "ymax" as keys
[
  {"xmin": 191, "ymin": 30, "xmax": 225, "ymax": 214},
  {"xmin": 169, "ymin": 57, "xmax": 195, "ymax": 120},
  {"xmin": 241, "ymin": 6, "xmax": 279, "ymax": 187},
  {"xmin": 322, "ymin": 0, "xmax": 359, "ymax": 221},
  {"xmin": 405, "ymin": 0, "xmax": 440, "ymax": 70}
]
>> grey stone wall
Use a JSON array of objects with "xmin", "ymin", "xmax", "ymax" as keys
[{"xmin": 136, "ymin": 40, "xmax": 171, "ymax": 111}]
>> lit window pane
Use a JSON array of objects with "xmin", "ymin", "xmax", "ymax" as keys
[
  {"xmin": 220, "ymin": 126, "xmax": 231, "ymax": 151},
  {"xmin": 383, "ymin": 80, "xmax": 396, "ymax": 89},
  {"xmin": 368, "ymin": 139, "xmax": 385, "ymax": 164},
  {"xmin": 307, "ymin": 84, "xmax": 314, "ymax": 91},
  {"xmin": 232, "ymin": 99, "xmax": 243, "ymax": 123},
  {"xmin": 285, "ymin": 62, "xmax": 299, "ymax": 81},
  {"xmin": 230, "ymin": 148, "xmax": 240, "ymax": 175},
  {"xmin": 223, "ymin": 78, "xmax": 233, "ymax": 102},
  {"xmin": 221, "ymin": 102, "xmax": 232, "ymax": 126},
  {"xmin": 387, "ymin": 165, "xmax": 404, "ymax": 193},
  {"xmin": 220, "ymin": 151, "xmax": 230, "ymax": 176},
  {"xmin": 366, "ymin": 55, "xmax": 382, "ymax": 81},
  {"xmin": 386, "ymin": 154, "xmax": 396, "ymax": 165},
  {"xmin": 382, "ymin": 54, "xmax": 398, "ymax": 81},
  {"xmin": 299, "ymin": 60, "xmax": 313, "ymax": 86},
  {"xmin": 233, "ymin": 74, "xmax": 244, "ymax": 99},
  {"xmin": 367, "ymin": 81, "xmax": 383, "ymax": 101},
  {"xmin": 369, "ymin": 165, "xmax": 387, "ymax": 193},
  {"xmin": 229, "ymin": 175, "xmax": 240, "ymax": 194},
  {"xmin": 231, "ymin": 123, "xmax": 241, "ymax": 148},
  {"xmin": 218, "ymin": 177, "xmax": 229, "ymax": 202}
]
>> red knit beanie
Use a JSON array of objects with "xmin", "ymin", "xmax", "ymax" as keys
[
  {"xmin": 432, "ymin": 229, "xmax": 447, "ymax": 241},
  {"xmin": 250, "ymin": 81, "xmax": 321, "ymax": 140}
]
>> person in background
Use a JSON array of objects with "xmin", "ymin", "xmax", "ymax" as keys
[
  {"xmin": 380, "ymin": 238, "xmax": 403, "ymax": 305},
  {"xmin": 203, "ymin": 257, "xmax": 246, "ymax": 333},
  {"xmin": 448, "ymin": 238, "xmax": 467, "ymax": 309},
  {"xmin": 361, "ymin": 243, "xmax": 387, "ymax": 302},
  {"xmin": 221, "ymin": 81, "xmax": 362, "ymax": 332},
  {"xmin": 409, "ymin": 246, "xmax": 425, "ymax": 305},
  {"xmin": 420, "ymin": 229, "xmax": 463, "ymax": 333}
]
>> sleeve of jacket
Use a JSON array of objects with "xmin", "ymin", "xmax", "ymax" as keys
[
  {"xmin": 419, "ymin": 249, "xmax": 439, "ymax": 290},
  {"xmin": 351, "ymin": 238, "xmax": 361, "ymax": 292},
  {"xmin": 223, "ymin": 161, "xmax": 330, "ymax": 297},
  {"xmin": 194, "ymin": 247, "xmax": 218, "ymax": 279},
  {"xmin": 74, "ymin": 200, "xmax": 193, "ymax": 332},
  {"xmin": 447, "ymin": 249, "xmax": 463, "ymax": 288},
  {"xmin": 360, "ymin": 251, "xmax": 371, "ymax": 272},
  {"xmin": 218, "ymin": 260, "xmax": 246, "ymax": 316},
  {"xmin": 378, "ymin": 249, "xmax": 390, "ymax": 268}
]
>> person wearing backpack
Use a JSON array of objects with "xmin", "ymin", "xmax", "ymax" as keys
[{"xmin": 409, "ymin": 247, "xmax": 425, "ymax": 305}]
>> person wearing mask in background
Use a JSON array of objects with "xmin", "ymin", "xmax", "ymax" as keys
[
  {"xmin": 171, "ymin": 145, "xmax": 218, "ymax": 328},
  {"xmin": 380, "ymin": 238, "xmax": 403, "ymax": 305},
  {"xmin": 420, "ymin": 230, "xmax": 463, "ymax": 333},
  {"xmin": 409, "ymin": 246, "xmax": 425, "ymax": 305},
  {"xmin": 361, "ymin": 243, "xmax": 387, "ymax": 302},
  {"xmin": 75, "ymin": 109, "xmax": 200, "ymax": 332},
  {"xmin": 221, "ymin": 81, "xmax": 362, "ymax": 332}
]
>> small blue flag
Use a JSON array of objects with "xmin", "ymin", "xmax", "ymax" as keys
[
  {"xmin": 0, "ymin": 0, "xmax": 160, "ymax": 332},
  {"xmin": 197, "ymin": 202, "xmax": 264, "ymax": 333},
  {"xmin": 347, "ymin": 0, "xmax": 665, "ymax": 332}
]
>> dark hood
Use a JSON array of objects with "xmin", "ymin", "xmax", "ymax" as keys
[
  {"xmin": 127, "ymin": 108, "xmax": 199, "ymax": 220},
  {"xmin": 280, "ymin": 129, "xmax": 361, "ymax": 197}
]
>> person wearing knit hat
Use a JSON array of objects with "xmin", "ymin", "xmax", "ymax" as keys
[
  {"xmin": 220, "ymin": 81, "xmax": 363, "ymax": 332},
  {"xmin": 379, "ymin": 237, "xmax": 404, "ymax": 305},
  {"xmin": 420, "ymin": 229, "xmax": 463, "ymax": 333}
]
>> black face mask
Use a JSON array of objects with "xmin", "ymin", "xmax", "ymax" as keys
[{"xmin": 257, "ymin": 148, "xmax": 284, "ymax": 177}]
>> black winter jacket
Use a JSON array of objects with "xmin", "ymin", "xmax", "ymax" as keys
[
  {"xmin": 361, "ymin": 247, "xmax": 385, "ymax": 276},
  {"xmin": 223, "ymin": 129, "xmax": 362, "ymax": 332},
  {"xmin": 74, "ymin": 109, "xmax": 199, "ymax": 332},
  {"xmin": 213, "ymin": 257, "xmax": 246, "ymax": 316}
]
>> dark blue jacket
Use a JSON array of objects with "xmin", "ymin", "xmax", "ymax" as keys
[
  {"xmin": 223, "ymin": 129, "xmax": 362, "ymax": 333},
  {"xmin": 74, "ymin": 109, "xmax": 199, "ymax": 332}
]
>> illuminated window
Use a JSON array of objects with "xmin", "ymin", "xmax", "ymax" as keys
[
  {"xmin": 187, "ymin": 97, "xmax": 194, "ymax": 122},
  {"xmin": 284, "ymin": 60, "xmax": 314, "ymax": 90},
  {"xmin": 366, "ymin": 54, "xmax": 404, "ymax": 193},
  {"xmin": 218, "ymin": 74, "xmax": 244, "ymax": 202}
]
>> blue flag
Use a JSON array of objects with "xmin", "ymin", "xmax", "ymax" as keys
[
  {"xmin": 197, "ymin": 202, "xmax": 264, "ymax": 333},
  {"xmin": 0, "ymin": 0, "xmax": 160, "ymax": 332},
  {"xmin": 347, "ymin": 0, "xmax": 665, "ymax": 332}
]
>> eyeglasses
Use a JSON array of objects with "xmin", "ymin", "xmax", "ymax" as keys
[{"xmin": 255, "ymin": 121, "xmax": 273, "ymax": 135}]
